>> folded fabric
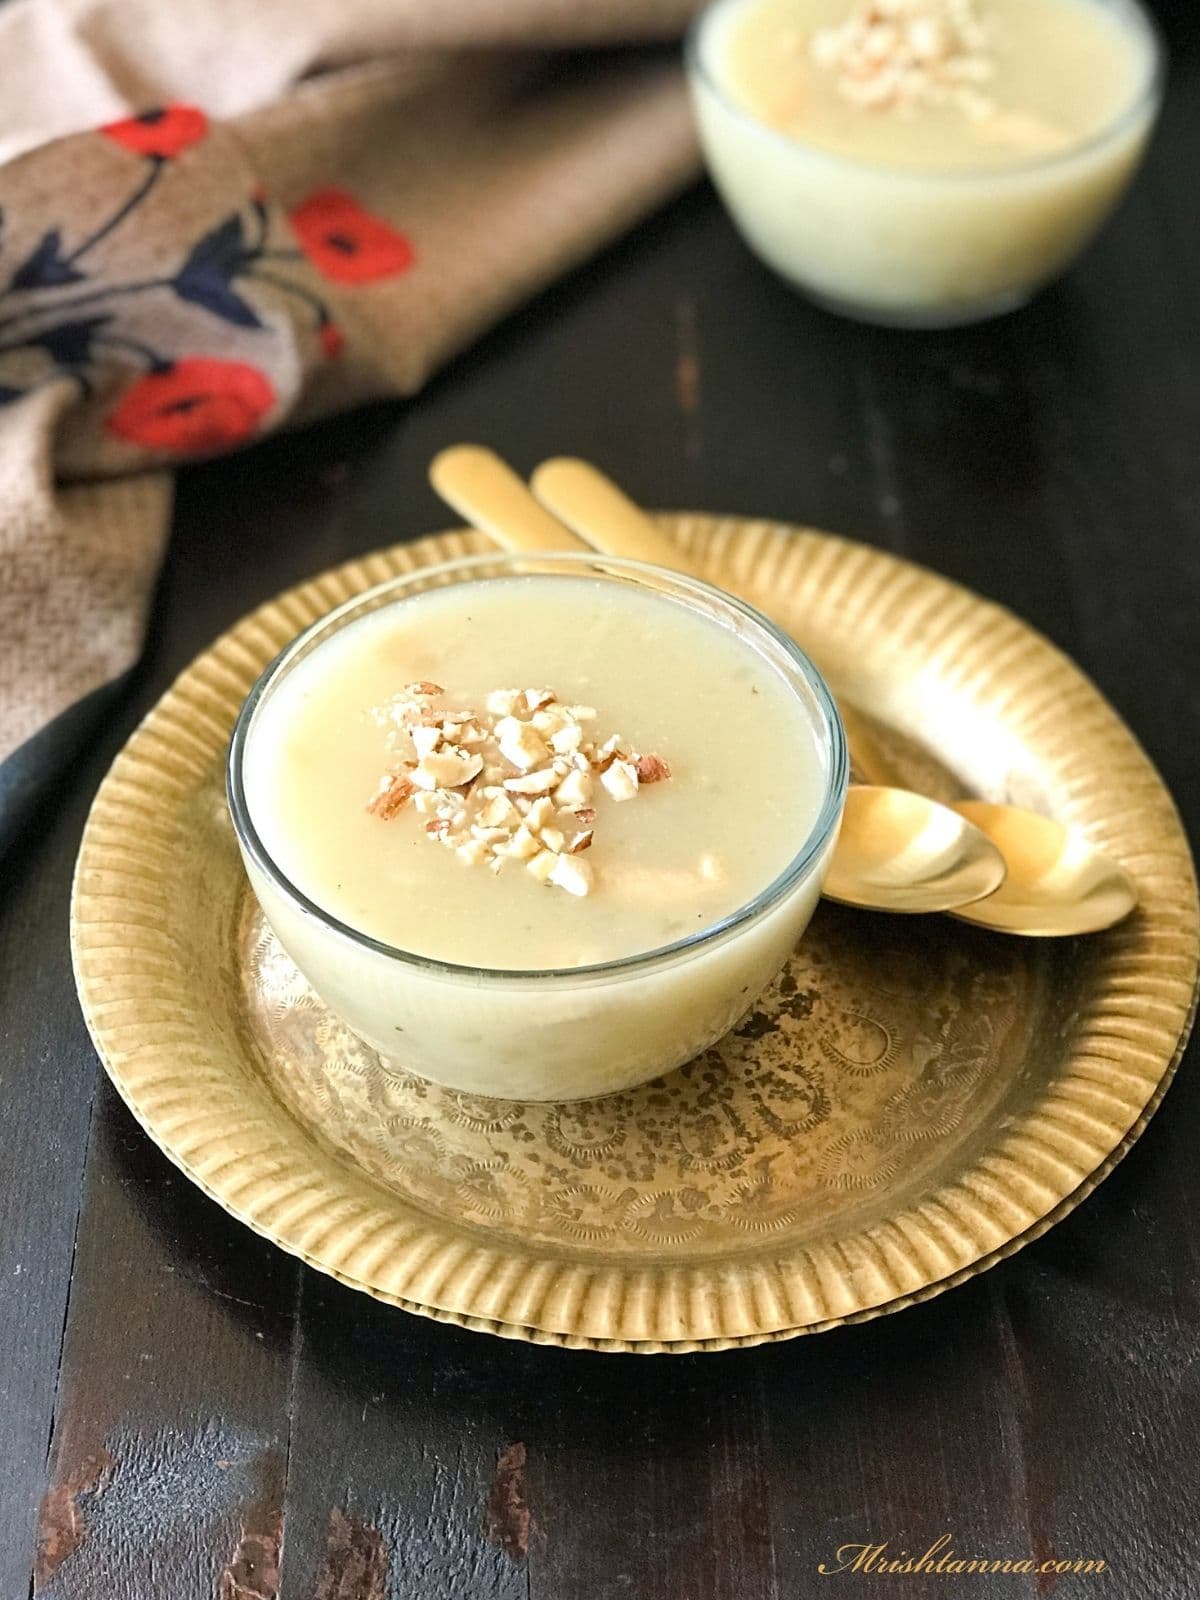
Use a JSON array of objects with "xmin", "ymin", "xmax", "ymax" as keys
[{"xmin": 0, "ymin": 0, "xmax": 701, "ymax": 830}]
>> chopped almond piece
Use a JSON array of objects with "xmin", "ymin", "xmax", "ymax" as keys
[
  {"xmin": 496, "ymin": 716, "xmax": 549, "ymax": 772},
  {"xmin": 497, "ymin": 825, "xmax": 540, "ymax": 860},
  {"xmin": 553, "ymin": 769, "xmax": 593, "ymax": 811},
  {"xmin": 406, "ymin": 681, "xmax": 444, "ymax": 697},
  {"xmin": 634, "ymin": 753, "xmax": 671, "ymax": 784},
  {"xmin": 478, "ymin": 794, "xmax": 520, "ymax": 830},
  {"xmin": 600, "ymin": 759, "xmax": 639, "ymax": 802},
  {"xmin": 525, "ymin": 796, "xmax": 556, "ymax": 833},
  {"xmin": 526, "ymin": 849, "xmax": 559, "ymax": 883},
  {"xmin": 410, "ymin": 724, "xmax": 441, "ymax": 760},
  {"xmin": 367, "ymin": 772, "xmax": 415, "ymax": 819},
  {"xmin": 504, "ymin": 768, "xmax": 558, "ymax": 796},
  {"xmin": 399, "ymin": 702, "xmax": 440, "ymax": 727},
  {"xmin": 471, "ymin": 826, "xmax": 511, "ymax": 845},
  {"xmin": 548, "ymin": 854, "xmax": 593, "ymax": 897},
  {"xmin": 413, "ymin": 750, "xmax": 483, "ymax": 790}
]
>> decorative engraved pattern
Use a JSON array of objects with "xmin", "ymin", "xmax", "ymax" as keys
[{"xmin": 242, "ymin": 896, "xmax": 1039, "ymax": 1257}]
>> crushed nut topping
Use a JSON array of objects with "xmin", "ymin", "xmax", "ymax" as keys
[
  {"xmin": 811, "ymin": 0, "xmax": 995, "ymax": 119},
  {"xmin": 366, "ymin": 771, "xmax": 416, "ymax": 821},
  {"xmin": 366, "ymin": 685, "xmax": 671, "ymax": 896}
]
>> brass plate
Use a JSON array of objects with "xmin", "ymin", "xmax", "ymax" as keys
[{"xmin": 71, "ymin": 520, "xmax": 1199, "ymax": 1351}]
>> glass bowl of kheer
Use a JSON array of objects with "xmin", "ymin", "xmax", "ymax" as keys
[
  {"xmin": 228, "ymin": 553, "xmax": 848, "ymax": 1101},
  {"xmin": 687, "ymin": 0, "xmax": 1164, "ymax": 327}
]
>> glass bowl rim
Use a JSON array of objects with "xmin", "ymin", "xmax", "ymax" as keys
[
  {"xmin": 226, "ymin": 551, "xmax": 849, "ymax": 985},
  {"xmin": 686, "ymin": 0, "xmax": 1165, "ymax": 186}
]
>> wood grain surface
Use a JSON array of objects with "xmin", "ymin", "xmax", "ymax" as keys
[{"xmin": 4, "ymin": 9, "xmax": 1199, "ymax": 1595}]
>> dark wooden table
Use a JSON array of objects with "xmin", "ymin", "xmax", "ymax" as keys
[{"xmin": 5, "ymin": 16, "xmax": 1199, "ymax": 1598}]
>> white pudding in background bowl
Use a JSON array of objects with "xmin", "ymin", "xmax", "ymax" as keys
[
  {"xmin": 688, "ymin": 0, "xmax": 1163, "ymax": 327},
  {"xmin": 229, "ymin": 554, "xmax": 847, "ymax": 1100}
]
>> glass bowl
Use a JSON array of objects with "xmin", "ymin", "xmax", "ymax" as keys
[
  {"xmin": 687, "ymin": 0, "xmax": 1164, "ymax": 329},
  {"xmin": 227, "ymin": 553, "xmax": 848, "ymax": 1101}
]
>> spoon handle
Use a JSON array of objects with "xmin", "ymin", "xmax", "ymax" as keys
[
  {"xmin": 530, "ymin": 457, "xmax": 883, "ymax": 786},
  {"xmin": 530, "ymin": 457, "xmax": 701, "ymax": 575},
  {"xmin": 430, "ymin": 445, "xmax": 589, "ymax": 555}
]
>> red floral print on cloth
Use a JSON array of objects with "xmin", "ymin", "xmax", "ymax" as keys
[
  {"xmin": 318, "ymin": 322, "xmax": 345, "ymax": 358},
  {"xmin": 289, "ymin": 189, "xmax": 416, "ymax": 284},
  {"xmin": 100, "ymin": 105, "xmax": 209, "ymax": 161},
  {"xmin": 0, "ymin": 134, "xmax": 405, "ymax": 439},
  {"xmin": 106, "ymin": 358, "xmax": 275, "ymax": 454}
]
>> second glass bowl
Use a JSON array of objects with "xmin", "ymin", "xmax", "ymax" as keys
[{"xmin": 687, "ymin": 0, "xmax": 1164, "ymax": 329}]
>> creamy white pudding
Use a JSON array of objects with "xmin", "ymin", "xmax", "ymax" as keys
[
  {"xmin": 230, "ymin": 557, "xmax": 846, "ymax": 1099},
  {"xmin": 245, "ymin": 575, "xmax": 825, "ymax": 969},
  {"xmin": 689, "ymin": 0, "xmax": 1161, "ymax": 325}
]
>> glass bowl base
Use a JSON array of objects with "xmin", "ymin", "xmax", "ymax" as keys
[{"xmin": 803, "ymin": 283, "xmax": 1034, "ymax": 331}]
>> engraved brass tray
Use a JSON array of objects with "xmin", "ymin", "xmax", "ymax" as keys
[{"xmin": 71, "ymin": 520, "xmax": 1199, "ymax": 1351}]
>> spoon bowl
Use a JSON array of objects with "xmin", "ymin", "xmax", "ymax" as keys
[
  {"xmin": 949, "ymin": 802, "xmax": 1139, "ymax": 935},
  {"xmin": 824, "ymin": 786, "xmax": 1006, "ymax": 914}
]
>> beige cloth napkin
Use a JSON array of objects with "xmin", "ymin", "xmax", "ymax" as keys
[{"xmin": 0, "ymin": 0, "xmax": 701, "ymax": 780}]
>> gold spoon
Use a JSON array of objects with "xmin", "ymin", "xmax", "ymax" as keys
[
  {"xmin": 948, "ymin": 802, "xmax": 1137, "ymax": 936},
  {"xmin": 431, "ymin": 445, "xmax": 591, "ymax": 555},
  {"xmin": 528, "ymin": 454, "xmax": 1138, "ymax": 937},
  {"xmin": 428, "ymin": 445, "xmax": 1007, "ymax": 918},
  {"xmin": 826, "ymin": 786, "xmax": 1007, "ymax": 915}
]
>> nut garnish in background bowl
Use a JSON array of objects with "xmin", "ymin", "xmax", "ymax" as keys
[
  {"xmin": 367, "ymin": 684, "xmax": 670, "ymax": 897},
  {"xmin": 811, "ymin": 0, "xmax": 995, "ymax": 118}
]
